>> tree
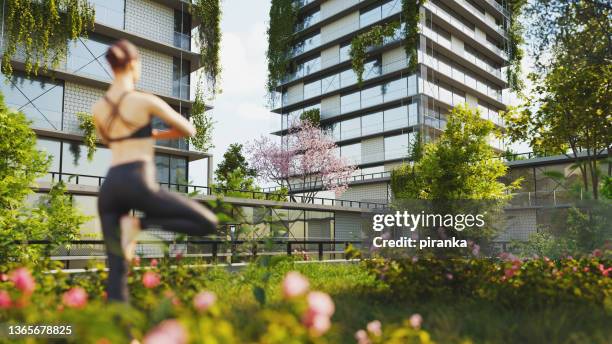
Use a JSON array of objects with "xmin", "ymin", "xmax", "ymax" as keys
[
  {"xmin": 215, "ymin": 143, "xmax": 257, "ymax": 190},
  {"xmin": 0, "ymin": 93, "xmax": 86, "ymax": 265},
  {"xmin": 503, "ymin": 1, "xmax": 611, "ymax": 199},
  {"xmin": 392, "ymin": 104, "xmax": 521, "ymax": 244},
  {"xmin": 248, "ymin": 120, "xmax": 356, "ymax": 201}
]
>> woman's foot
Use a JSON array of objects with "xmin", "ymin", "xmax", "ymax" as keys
[{"xmin": 120, "ymin": 215, "xmax": 141, "ymax": 261}]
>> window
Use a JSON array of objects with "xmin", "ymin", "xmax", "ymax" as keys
[
  {"xmin": 361, "ymin": 85, "xmax": 383, "ymax": 108},
  {"xmin": 383, "ymin": 77, "xmax": 407, "ymax": 101},
  {"xmin": 296, "ymin": 10, "xmax": 320, "ymax": 31},
  {"xmin": 363, "ymin": 60, "xmax": 382, "ymax": 80},
  {"xmin": 407, "ymin": 75, "xmax": 417, "ymax": 96},
  {"xmin": 156, "ymin": 155, "xmax": 171, "ymax": 184},
  {"xmin": 382, "ymin": 0, "xmax": 401, "ymax": 17},
  {"xmin": 293, "ymin": 33, "xmax": 321, "ymax": 55},
  {"xmin": 153, "ymin": 107, "xmax": 188, "ymax": 149},
  {"xmin": 171, "ymin": 156, "xmax": 188, "ymax": 187},
  {"xmin": 340, "ymin": 69, "xmax": 357, "ymax": 87},
  {"xmin": 341, "ymin": 143, "xmax": 362, "ymax": 165},
  {"xmin": 361, "ymin": 112, "xmax": 383, "ymax": 136},
  {"xmin": 322, "ymin": 74, "xmax": 340, "ymax": 93},
  {"xmin": 62, "ymin": 142, "xmax": 112, "ymax": 185},
  {"xmin": 360, "ymin": 6, "xmax": 381, "ymax": 27},
  {"xmin": 384, "ymin": 105, "xmax": 408, "ymax": 130},
  {"xmin": 341, "ymin": 92, "xmax": 360, "ymax": 114},
  {"xmin": 174, "ymin": 10, "xmax": 192, "ymax": 50},
  {"xmin": 67, "ymin": 34, "xmax": 113, "ymax": 81},
  {"xmin": 339, "ymin": 44, "xmax": 351, "ymax": 62},
  {"xmin": 173, "ymin": 58, "xmax": 191, "ymax": 99},
  {"xmin": 341, "ymin": 117, "xmax": 361, "ymax": 140},
  {"xmin": 36, "ymin": 138, "xmax": 61, "ymax": 182},
  {"xmin": 408, "ymin": 103, "xmax": 418, "ymax": 126},
  {"xmin": 302, "ymin": 56, "xmax": 321, "ymax": 76},
  {"xmin": 90, "ymin": 0, "xmax": 124, "ymax": 28},
  {"xmin": 384, "ymin": 134, "xmax": 409, "ymax": 160},
  {"xmin": 0, "ymin": 74, "xmax": 64, "ymax": 130},
  {"xmin": 304, "ymin": 80, "xmax": 321, "ymax": 99}
]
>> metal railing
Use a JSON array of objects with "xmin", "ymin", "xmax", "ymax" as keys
[
  {"xmin": 19, "ymin": 239, "xmax": 362, "ymax": 265},
  {"xmin": 43, "ymin": 172, "xmax": 389, "ymax": 209}
]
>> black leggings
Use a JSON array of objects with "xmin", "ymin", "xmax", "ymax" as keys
[{"xmin": 98, "ymin": 161, "xmax": 217, "ymax": 302}]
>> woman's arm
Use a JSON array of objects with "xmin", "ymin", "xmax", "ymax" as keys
[
  {"xmin": 147, "ymin": 95, "xmax": 196, "ymax": 137},
  {"xmin": 151, "ymin": 128, "xmax": 186, "ymax": 140}
]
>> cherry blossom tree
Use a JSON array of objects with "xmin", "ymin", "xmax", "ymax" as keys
[{"xmin": 248, "ymin": 120, "xmax": 356, "ymax": 201}]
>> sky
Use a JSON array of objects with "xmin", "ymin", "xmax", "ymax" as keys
[{"xmin": 207, "ymin": 0, "xmax": 273, "ymax": 174}]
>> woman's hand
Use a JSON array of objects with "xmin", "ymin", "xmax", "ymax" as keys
[{"xmin": 152, "ymin": 128, "xmax": 188, "ymax": 140}]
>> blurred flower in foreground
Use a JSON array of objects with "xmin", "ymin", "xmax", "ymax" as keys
[
  {"xmin": 10, "ymin": 268, "xmax": 35, "ymax": 294},
  {"xmin": 63, "ymin": 287, "xmax": 88, "ymax": 309},
  {"xmin": 409, "ymin": 313, "xmax": 423, "ymax": 329},
  {"xmin": 366, "ymin": 320, "xmax": 382, "ymax": 336},
  {"xmin": 0, "ymin": 290, "xmax": 11, "ymax": 309},
  {"xmin": 142, "ymin": 271, "xmax": 161, "ymax": 289},
  {"xmin": 143, "ymin": 319, "xmax": 187, "ymax": 344},
  {"xmin": 303, "ymin": 291, "xmax": 335, "ymax": 336},
  {"xmin": 193, "ymin": 291, "xmax": 216, "ymax": 312},
  {"xmin": 282, "ymin": 271, "xmax": 309, "ymax": 298},
  {"xmin": 355, "ymin": 329, "xmax": 370, "ymax": 344}
]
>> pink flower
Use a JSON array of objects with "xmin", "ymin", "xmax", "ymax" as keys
[
  {"xmin": 504, "ymin": 268, "xmax": 516, "ymax": 279},
  {"xmin": 175, "ymin": 253, "xmax": 183, "ymax": 261},
  {"xmin": 471, "ymin": 244, "xmax": 480, "ymax": 256},
  {"xmin": 10, "ymin": 268, "xmax": 35, "ymax": 294},
  {"xmin": 583, "ymin": 267, "xmax": 590, "ymax": 273},
  {"xmin": 355, "ymin": 329, "xmax": 370, "ymax": 344},
  {"xmin": 62, "ymin": 287, "xmax": 88, "ymax": 309},
  {"xmin": 592, "ymin": 249, "xmax": 602, "ymax": 257},
  {"xmin": 0, "ymin": 274, "xmax": 8, "ymax": 282},
  {"xmin": 150, "ymin": 259, "xmax": 159, "ymax": 267},
  {"xmin": 132, "ymin": 256, "xmax": 141, "ymax": 266},
  {"xmin": 445, "ymin": 273, "xmax": 453, "ymax": 280},
  {"xmin": 282, "ymin": 272, "xmax": 310, "ymax": 298},
  {"xmin": 366, "ymin": 320, "xmax": 382, "ymax": 336},
  {"xmin": 142, "ymin": 271, "xmax": 161, "ymax": 289},
  {"xmin": 143, "ymin": 319, "xmax": 187, "ymax": 344},
  {"xmin": 0, "ymin": 290, "xmax": 11, "ymax": 309},
  {"xmin": 309, "ymin": 313, "xmax": 331, "ymax": 336},
  {"xmin": 193, "ymin": 291, "xmax": 216, "ymax": 312},
  {"xmin": 598, "ymin": 264, "xmax": 611, "ymax": 277},
  {"xmin": 409, "ymin": 313, "xmax": 423, "ymax": 329},
  {"xmin": 307, "ymin": 291, "xmax": 335, "ymax": 317}
]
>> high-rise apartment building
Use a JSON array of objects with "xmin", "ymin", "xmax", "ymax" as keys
[
  {"xmin": 271, "ymin": 0, "xmax": 510, "ymax": 202},
  {"xmin": 1, "ymin": 0, "xmax": 212, "ymax": 236}
]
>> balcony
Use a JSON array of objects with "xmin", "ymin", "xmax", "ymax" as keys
[{"xmin": 173, "ymin": 31, "xmax": 191, "ymax": 51}]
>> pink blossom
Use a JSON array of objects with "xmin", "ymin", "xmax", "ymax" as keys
[
  {"xmin": 583, "ymin": 267, "xmax": 590, "ymax": 273},
  {"xmin": 471, "ymin": 244, "xmax": 480, "ymax": 257},
  {"xmin": 62, "ymin": 287, "xmax": 88, "ymax": 309},
  {"xmin": 355, "ymin": 329, "xmax": 370, "ymax": 344},
  {"xmin": 307, "ymin": 291, "xmax": 335, "ymax": 317},
  {"xmin": 150, "ymin": 259, "xmax": 159, "ymax": 267},
  {"xmin": 445, "ymin": 273, "xmax": 453, "ymax": 280},
  {"xmin": 0, "ymin": 290, "xmax": 11, "ymax": 309},
  {"xmin": 409, "ymin": 313, "xmax": 423, "ymax": 329},
  {"xmin": 0, "ymin": 274, "xmax": 8, "ymax": 282},
  {"xmin": 309, "ymin": 313, "xmax": 331, "ymax": 336},
  {"xmin": 143, "ymin": 319, "xmax": 188, "ymax": 344},
  {"xmin": 9, "ymin": 268, "xmax": 35, "ymax": 294},
  {"xmin": 193, "ymin": 291, "xmax": 216, "ymax": 312},
  {"xmin": 504, "ymin": 268, "xmax": 516, "ymax": 279},
  {"xmin": 592, "ymin": 249, "xmax": 602, "ymax": 257},
  {"xmin": 598, "ymin": 264, "xmax": 611, "ymax": 277},
  {"xmin": 366, "ymin": 320, "xmax": 382, "ymax": 336},
  {"xmin": 175, "ymin": 253, "xmax": 183, "ymax": 261},
  {"xmin": 132, "ymin": 256, "xmax": 141, "ymax": 266},
  {"xmin": 282, "ymin": 272, "xmax": 310, "ymax": 298},
  {"xmin": 142, "ymin": 271, "xmax": 161, "ymax": 289}
]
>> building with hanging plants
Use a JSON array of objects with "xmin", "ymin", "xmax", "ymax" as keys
[
  {"xmin": 0, "ymin": 0, "xmax": 219, "ymax": 240},
  {"xmin": 267, "ymin": 0, "xmax": 515, "ymax": 203}
]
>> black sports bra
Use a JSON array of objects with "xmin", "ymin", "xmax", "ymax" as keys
[{"xmin": 99, "ymin": 91, "xmax": 153, "ymax": 143}]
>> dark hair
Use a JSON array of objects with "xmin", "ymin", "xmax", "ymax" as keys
[{"xmin": 105, "ymin": 39, "xmax": 139, "ymax": 71}]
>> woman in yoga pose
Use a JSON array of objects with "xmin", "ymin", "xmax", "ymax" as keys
[{"xmin": 93, "ymin": 40, "xmax": 218, "ymax": 302}]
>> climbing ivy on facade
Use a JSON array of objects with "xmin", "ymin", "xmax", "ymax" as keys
[
  {"xmin": 187, "ymin": 89, "xmax": 215, "ymax": 152},
  {"xmin": 266, "ymin": 0, "xmax": 298, "ymax": 96},
  {"xmin": 1, "ymin": 0, "xmax": 95, "ymax": 78},
  {"xmin": 76, "ymin": 112, "xmax": 97, "ymax": 161},
  {"xmin": 350, "ymin": 0, "xmax": 425, "ymax": 85},
  {"xmin": 506, "ymin": 0, "xmax": 527, "ymax": 92},
  {"xmin": 190, "ymin": 0, "xmax": 222, "ymax": 94}
]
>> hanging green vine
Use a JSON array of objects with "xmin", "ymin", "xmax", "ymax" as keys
[
  {"xmin": 403, "ymin": 0, "xmax": 426, "ymax": 74},
  {"xmin": 1, "ymin": 0, "xmax": 95, "ymax": 78},
  {"xmin": 187, "ymin": 88, "xmax": 215, "ymax": 152},
  {"xmin": 299, "ymin": 108, "xmax": 320, "ymax": 125},
  {"xmin": 350, "ymin": 22, "xmax": 400, "ymax": 85},
  {"xmin": 506, "ymin": 0, "xmax": 527, "ymax": 92},
  {"xmin": 76, "ymin": 112, "xmax": 97, "ymax": 161},
  {"xmin": 266, "ymin": 0, "xmax": 298, "ymax": 95},
  {"xmin": 190, "ymin": 0, "xmax": 222, "ymax": 95}
]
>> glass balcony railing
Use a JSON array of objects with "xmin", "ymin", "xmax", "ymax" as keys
[
  {"xmin": 454, "ymin": 0, "xmax": 507, "ymax": 38},
  {"xmin": 173, "ymin": 32, "xmax": 191, "ymax": 51}
]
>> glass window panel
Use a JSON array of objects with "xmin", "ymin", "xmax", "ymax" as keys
[
  {"xmin": 189, "ymin": 158, "xmax": 209, "ymax": 187},
  {"xmin": 382, "ymin": 0, "xmax": 401, "ymax": 17},
  {"xmin": 340, "ymin": 117, "xmax": 360, "ymax": 140},
  {"xmin": 156, "ymin": 155, "xmax": 171, "ymax": 184},
  {"xmin": 383, "ymin": 77, "xmax": 407, "ymax": 101},
  {"xmin": 67, "ymin": 35, "xmax": 113, "ymax": 81},
  {"xmin": 90, "ymin": 0, "xmax": 124, "ymax": 28},
  {"xmin": 362, "ymin": 111, "xmax": 383, "ymax": 136},
  {"xmin": 0, "ymin": 74, "xmax": 64, "ymax": 130},
  {"xmin": 360, "ymin": 6, "xmax": 381, "ymax": 27},
  {"xmin": 384, "ymin": 134, "xmax": 409, "ymax": 160},
  {"xmin": 321, "ymin": 74, "xmax": 339, "ymax": 93},
  {"xmin": 361, "ymin": 85, "xmax": 382, "ymax": 108},
  {"xmin": 173, "ymin": 58, "xmax": 191, "ymax": 99},
  {"xmin": 341, "ymin": 143, "xmax": 361, "ymax": 165},
  {"xmin": 303, "ymin": 80, "xmax": 321, "ymax": 99},
  {"xmin": 384, "ymin": 105, "xmax": 408, "ymax": 130},
  {"xmin": 340, "ymin": 69, "xmax": 357, "ymax": 87},
  {"xmin": 408, "ymin": 103, "xmax": 418, "ymax": 126},
  {"xmin": 341, "ymin": 92, "xmax": 360, "ymax": 114},
  {"xmin": 36, "ymin": 138, "xmax": 61, "ymax": 183},
  {"xmin": 171, "ymin": 156, "xmax": 188, "ymax": 186},
  {"xmin": 407, "ymin": 75, "xmax": 417, "ymax": 96},
  {"xmin": 62, "ymin": 143, "xmax": 112, "ymax": 185},
  {"xmin": 303, "ymin": 56, "xmax": 321, "ymax": 76},
  {"xmin": 363, "ymin": 60, "xmax": 382, "ymax": 80},
  {"xmin": 339, "ymin": 44, "xmax": 351, "ymax": 62}
]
